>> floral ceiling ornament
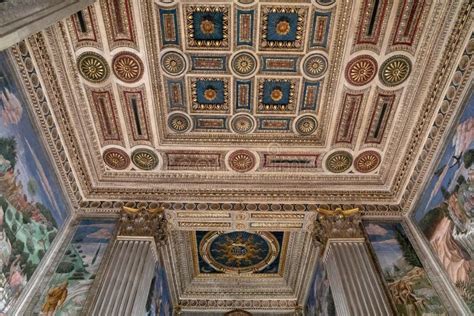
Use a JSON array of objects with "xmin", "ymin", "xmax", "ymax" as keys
[
  {"xmin": 325, "ymin": 150, "xmax": 353, "ymax": 173},
  {"xmin": 77, "ymin": 52, "xmax": 109, "ymax": 83},
  {"xmin": 345, "ymin": 55, "xmax": 378, "ymax": 86},
  {"xmin": 379, "ymin": 55, "xmax": 412, "ymax": 86},
  {"xmin": 103, "ymin": 148, "xmax": 130, "ymax": 170},
  {"xmin": 112, "ymin": 52, "xmax": 144, "ymax": 83},
  {"xmin": 228, "ymin": 150, "xmax": 256, "ymax": 172},
  {"xmin": 131, "ymin": 148, "xmax": 159, "ymax": 170}
]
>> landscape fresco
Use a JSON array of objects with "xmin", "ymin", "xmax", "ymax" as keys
[
  {"xmin": 413, "ymin": 93, "xmax": 473, "ymax": 312},
  {"xmin": 0, "ymin": 52, "xmax": 70, "ymax": 314},
  {"xmin": 145, "ymin": 260, "xmax": 173, "ymax": 316},
  {"xmin": 304, "ymin": 259, "xmax": 335, "ymax": 316},
  {"xmin": 365, "ymin": 222, "xmax": 446, "ymax": 315},
  {"xmin": 34, "ymin": 219, "xmax": 115, "ymax": 315}
]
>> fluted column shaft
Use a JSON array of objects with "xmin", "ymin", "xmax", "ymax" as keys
[
  {"xmin": 313, "ymin": 208, "xmax": 393, "ymax": 316},
  {"xmin": 87, "ymin": 207, "xmax": 168, "ymax": 316}
]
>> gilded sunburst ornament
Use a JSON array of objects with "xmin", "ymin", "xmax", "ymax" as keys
[
  {"xmin": 295, "ymin": 115, "xmax": 318, "ymax": 135},
  {"xmin": 168, "ymin": 113, "xmax": 191, "ymax": 133},
  {"xmin": 77, "ymin": 52, "xmax": 109, "ymax": 83},
  {"xmin": 131, "ymin": 149, "xmax": 159, "ymax": 170},
  {"xmin": 325, "ymin": 151, "xmax": 353, "ymax": 173},
  {"xmin": 228, "ymin": 150, "xmax": 256, "ymax": 172},
  {"xmin": 379, "ymin": 55, "xmax": 412, "ymax": 86},
  {"xmin": 354, "ymin": 151, "xmax": 381, "ymax": 173},
  {"xmin": 161, "ymin": 51, "xmax": 186, "ymax": 76},
  {"xmin": 112, "ymin": 53, "xmax": 144, "ymax": 83},
  {"xmin": 345, "ymin": 55, "xmax": 377, "ymax": 86},
  {"xmin": 103, "ymin": 148, "xmax": 130, "ymax": 170},
  {"xmin": 231, "ymin": 52, "xmax": 257, "ymax": 76},
  {"xmin": 303, "ymin": 54, "xmax": 328, "ymax": 78}
]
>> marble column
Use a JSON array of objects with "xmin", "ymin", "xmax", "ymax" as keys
[
  {"xmin": 87, "ymin": 206, "xmax": 168, "ymax": 316},
  {"xmin": 312, "ymin": 208, "xmax": 393, "ymax": 316}
]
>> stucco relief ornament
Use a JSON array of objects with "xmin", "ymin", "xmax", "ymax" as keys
[
  {"xmin": 77, "ymin": 52, "xmax": 109, "ymax": 83},
  {"xmin": 379, "ymin": 55, "xmax": 412, "ymax": 86},
  {"xmin": 231, "ymin": 114, "xmax": 254, "ymax": 134},
  {"xmin": 345, "ymin": 55, "xmax": 377, "ymax": 86},
  {"xmin": 119, "ymin": 206, "xmax": 168, "ymax": 245},
  {"xmin": 103, "ymin": 148, "xmax": 130, "ymax": 170},
  {"xmin": 228, "ymin": 150, "xmax": 256, "ymax": 172},
  {"xmin": 325, "ymin": 151, "xmax": 352, "ymax": 173},
  {"xmin": 112, "ymin": 52, "xmax": 144, "ymax": 83},
  {"xmin": 131, "ymin": 148, "xmax": 159, "ymax": 170}
]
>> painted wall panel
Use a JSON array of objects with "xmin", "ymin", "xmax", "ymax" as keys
[
  {"xmin": 365, "ymin": 222, "xmax": 446, "ymax": 314},
  {"xmin": 0, "ymin": 51, "xmax": 70, "ymax": 314},
  {"xmin": 304, "ymin": 259, "xmax": 335, "ymax": 316},
  {"xmin": 412, "ymin": 92, "xmax": 473, "ymax": 312}
]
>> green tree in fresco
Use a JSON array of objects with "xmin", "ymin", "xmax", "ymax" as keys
[
  {"xmin": 394, "ymin": 225, "xmax": 422, "ymax": 268},
  {"xmin": 0, "ymin": 137, "xmax": 17, "ymax": 168}
]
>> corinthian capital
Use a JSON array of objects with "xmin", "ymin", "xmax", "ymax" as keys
[
  {"xmin": 312, "ymin": 207, "xmax": 363, "ymax": 247},
  {"xmin": 118, "ymin": 206, "xmax": 168, "ymax": 245}
]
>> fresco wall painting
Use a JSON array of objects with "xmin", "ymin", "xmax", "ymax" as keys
[
  {"xmin": 0, "ymin": 52, "xmax": 70, "ymax": 314},
  {"xmin": 364, "ymin": 222, "xmax": 446, "ymax": 315},
  {"xmin": 304, "ymin": 259, "xmax": 335, "ymax": 316},
  {"xmin": 413, "ymin": 93, "xmax": 473, "ymax": 312},
  {"xmin": 31, "ymin": 219, "xmax": 116, "ymax": 315},
  {"xmin": 145, "ymin": 259, "xmax": 173, "ymax": 316}
]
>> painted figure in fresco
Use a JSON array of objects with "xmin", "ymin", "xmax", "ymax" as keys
[
  {"xmin": 7, "ymin": 255, "xmax": 25, "ymax": 297},
  {"xmin": 41, "ymin": 281, "xmax": 68, "ymax": 315},
  {"xmin": 0, "ymin": 74, "xmax": 22, "ymax": 127}
]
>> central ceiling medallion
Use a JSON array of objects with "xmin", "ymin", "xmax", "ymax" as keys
[
  {"xmin": 199, "ymin": 231, "xmax": 279, "ymax": 273},
  {"xmin": 77, "ymin": 52, "xmax": 109, "ymax": 83},
  {"xmin": 345, "ymin": 55, "xmax": 378, "ymax": 86},
  {"xmin": 325, "ymin": 150, "xmax": 353, "ymax": 173},
  {"xmin": 186, "ymin": 6, "xmax": 229, "ymax": 48},
  {"xmin": 112, "ymin": 52, "xmax": 143, "ymax": 83},
  {"xmin": 228, "ymin": 150, "xmax": 256, "ymax": 173},
  {"xmin": 276, "ymin": 19, "xmax": 291, "ymax": 35},
  {"xmin": 200, "ymin": 18, "xmax": 215, "ymax": 34},
  {"xmin": 271, "ymin": 88, "xmax": 283, "ymax": 102},
  {"xmin": 204, "ymin": 87, "xmax": 217, "ymax": 101}
]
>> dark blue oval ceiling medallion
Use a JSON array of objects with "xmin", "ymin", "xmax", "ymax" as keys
[{"xmin": 199, "ymin": 231, "xmax": 280, "ymax": 273}]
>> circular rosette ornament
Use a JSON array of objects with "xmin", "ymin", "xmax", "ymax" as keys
[
  {"xmin": 231, "ymin": 52, "xmax": 257, "ymax": 77},
  {"xmin": 231, "ymin": 114, "xmax": 255, "ymax": 134},
  {"xmin": 77, "ymin": 52, "xmax": 109, "ymax": 83},
  {"xmin": 103, "ymin": 148, "xmax": 130, "ymax": 170},
  {"xmin": 112, "ymin": 52, "xmax": 144, "ymax": 83},
  {"xmin": 303, "ymin": 54, "xmax": 328, "ymax": 78},
  {"xmin": 168, "ymin": 112, "xmax": 191, "ymax": 133},
  {"xmin": 228, "ymin": 150, "xmax": 256, "ymax": 173},
  {"xmin": 354, "ymin": 150, "xmax": 381, "ymax": 173},
  {"xmin": 131, "ymin": 148, "xmax": 159, "ymax": 170},
  {"xmin": 161, "ymin": 51, "xmax": 187, "ymax": 76},
  {"xmin": 345, "ymin": 55, "xmax": 377, "ymax": 86},
  {"xmin": 295, "ymin": 115, "xmax": 318, "ymax": 136},
  {"xmin": 325, "ymin": 150, "xmax": 353, "ymax": 173},
  {"xmin": 379, "ymin": 55, "xmax": 412, "ymax": 87}
]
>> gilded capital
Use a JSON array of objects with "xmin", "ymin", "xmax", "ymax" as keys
[
  {"xmin": 118, "ymin": 206, "xmax": 168, "ymax": 245},
  {"xmin": 312, "ymin": 207, "xmax": 364, "ymax": 247}
]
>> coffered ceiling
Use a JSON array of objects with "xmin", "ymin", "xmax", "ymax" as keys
[{"xmin": 8, "ymin": 0, "xmax": 474, "ymax": 212}]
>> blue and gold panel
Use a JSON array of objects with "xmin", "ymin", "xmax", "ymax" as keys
[
  {"xmin": 258, "ymin": 79, "xmax": 298, "ymax": 113},
  {"xmin": 260, "ymin": 56, "xmax": 300, "ymax": 74},
  {"xmin": 235, "ymin": 8, "xmax": 255, "ymax": 48},
  {"xmin": 158, "ymin": 7, "xmax": 180, "ymax": 47},
  {"xmin": 165, "ymin": 79, "xmax": 186, "ymax": 110},
  {"xmin": 190, "ymin": 54, "xmax": 227, "ymax": 72},
  {"xmin": 185, "ymin": 5, "xmax": 230, "ymax": 49},
  {"xmin": 300, "ymin": 81, "xmax": 321, "ymax": 112},
  {"xmin": 195, "ymin": 231, "xmax": 285, "ymax": 274},
  {"xmin": 235, "ymin": 80, "xmax": 253, "ymax": 112},
  {"xmin": 260, "ymin": 6, "xmax": 307, "ymax": 51},
  {"xmin": 193, "ymin": 116, "xmax": 228, "ymax": 131},
  {"xmin": 190, "ymin": 77, "xmax": 230, "ymax": 112},
  {"xmin": 257, "ymin": 118, "xmax": 292, "ymax": 132},
  {"xmin": 309, "ymin": 11, "xmax": 332, "ymax": 50}
]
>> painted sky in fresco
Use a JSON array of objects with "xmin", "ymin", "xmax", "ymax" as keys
[{"xmin": 0, "ymin": 51, "xmax": 69, "ymax": 226}]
